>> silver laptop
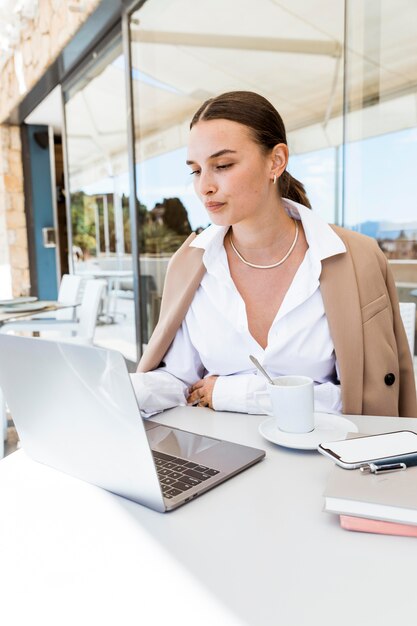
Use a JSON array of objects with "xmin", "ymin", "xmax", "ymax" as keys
[{"xmin": 0, "ymin": 335, "xmax": 264, "ymax": 512}]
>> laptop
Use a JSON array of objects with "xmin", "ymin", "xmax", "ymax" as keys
[{"xmin": 0, "ymin": 335, "xmax": 265, "ymax": 512}]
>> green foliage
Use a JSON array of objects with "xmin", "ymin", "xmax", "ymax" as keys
[
  {"xmin": 160, "ymin": 197, "xmax": 192, "ymax": 236},
  {"xmin": 71, "ymin": 191, "xmax": 190, "ymax": 256},
  {"xmin": 141, "ymin": 221, "xmax": 187, "ymax": 254},
  {"xmin": 71, "ymin": 191, "xmax": 97, "ymax": 256}
]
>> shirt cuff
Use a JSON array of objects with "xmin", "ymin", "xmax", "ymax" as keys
[
  {"xmin": 313, "ymin": 381, "xmax": 342, "ymax": 414},
  {"xmin": 212, "ymin": 373, "xmax": 266, "ymax": 413}
]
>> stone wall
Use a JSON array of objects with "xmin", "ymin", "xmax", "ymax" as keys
[
  {"xmin": 0, "ymin": 126, "xmax": 29, "ymax": 297},
  {"xmin": 0, "ymin": 0, "xmax": 102, "ymax": 296},
  {"xmin": 0, "ymin": 0, "xmax": 102, "ymax": 124}
]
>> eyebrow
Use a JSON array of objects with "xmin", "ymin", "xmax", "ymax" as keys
[{"xmin": 186, "ymin": 149, "xmax": 237, "ymax": 165}]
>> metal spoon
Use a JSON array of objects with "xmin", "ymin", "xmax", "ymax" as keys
[{"xmin": 249, "ymin": 355, "xmax": 276, "ymax": 385}]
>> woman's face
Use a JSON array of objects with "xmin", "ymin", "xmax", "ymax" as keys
[{"xmin": 187, "ymin": 119, "xmax": 283, "ymax": 227}]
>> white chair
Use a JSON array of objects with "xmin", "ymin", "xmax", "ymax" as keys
[
  {"xmin": 0, "ymin": 279, "xmax": 106, "ymax": 345},
  {"xmin": 399, "ymin": 302, "xmax": 416, "ymax": 357},
  {"xmin": 31, "ymin": 273, "xmax": 83, "ymax": 321}
]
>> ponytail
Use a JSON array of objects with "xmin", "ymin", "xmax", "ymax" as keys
[{"xmin": 280, "ymin": 171, "xmax": 311, "ymax": 209}]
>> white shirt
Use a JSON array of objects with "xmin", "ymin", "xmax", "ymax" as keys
[{"xmin": 130, "ymin": 199, "xmax": 347, "ymax": 416}]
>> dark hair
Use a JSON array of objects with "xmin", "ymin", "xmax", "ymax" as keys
[{"xmin": 190, "ymin": 91, "xmax": 311, "ymax": 209}]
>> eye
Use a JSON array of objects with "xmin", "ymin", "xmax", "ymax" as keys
[
  {"xmin": 216, "ymin": 164, "xmax": 232, "ymax": 170},
  {"xmin": 189, "ymin": 170, "xmax": 200, "ymax": 176}
]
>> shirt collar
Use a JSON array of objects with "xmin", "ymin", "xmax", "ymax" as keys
[
  {"xmin": 282, "ymin": 198, "xmax": 346, "ymax": 261},
  {"xmin": 189, "ymin": 197, "xmax": 346, "ymax": 269},
  {"xmin": 189, "ymin": 223, "xmax": 228, "ymax": 271}
]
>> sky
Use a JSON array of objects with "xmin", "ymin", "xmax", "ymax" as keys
[{"xmin": 291, "ymin": 126, "xmax": 417, "ymax": 234}]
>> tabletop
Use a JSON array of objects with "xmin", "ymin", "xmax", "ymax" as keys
[
  {"xmin": 1, "ymin": 407, "xmax": 417, "ymax": 626},
  {"xmin": 0, "ymin": 300, "xmax": 72, "ymax": 324}
]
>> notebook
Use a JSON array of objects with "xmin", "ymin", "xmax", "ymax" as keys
[
  {"xmin": 0, "ymin": 335, "xmax": 265, "ymax": 512},
  {"xmin": 339, "ymin": 515, "xmax": 417, "ymax": 537},
  {"xmin": 323, "ymin": 463, "xmax": 417, "ymax": 525}
]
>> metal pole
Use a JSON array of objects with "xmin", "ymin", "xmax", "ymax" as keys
[
  {"xmin": 60, "ymin": 87, "xmax": 75, "ymax": 274},
  {"xmin": 48, "ymin": 125, "xmax": 61, "ymax": 285},
  {"xmin": 103, "ymin": 194, "xmax": 110, "ymax": 254},
  {"xmin": 122, "ymin": 8, "xmax": 143, "ymax": 363}
]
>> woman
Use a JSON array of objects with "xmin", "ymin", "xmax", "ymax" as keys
[{"xmin": 131, "ymin": 91, "xmax": 416, "ymax": 418}]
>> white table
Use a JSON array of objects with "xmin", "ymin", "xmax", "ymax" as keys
[
  {"xmin": 76, "ymin": 269, "xmax": 133, "ymax": 322},
  {"xmin": 1, "ymin": 408, "xmax": 417, "ymax": 626}
]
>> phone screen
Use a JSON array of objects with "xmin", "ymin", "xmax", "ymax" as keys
[{"xmin": 320, "ymin": 431, "xmax": 417, "ymax": 464}]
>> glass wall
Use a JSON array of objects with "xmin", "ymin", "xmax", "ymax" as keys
[
  {"xmin": 129, "ymin": 0, "xmax": 345, "ymax": 342},
  {"xmin": 64, "ymin": 35, "xmax": 137, "ymax": 362},
  {"xmin": 58, "ymin": 0, "xmax": 417, "ymax": 360},
  {"xmin": 344, "ymin": 0, "xmax": 417, "ymax": 316}
]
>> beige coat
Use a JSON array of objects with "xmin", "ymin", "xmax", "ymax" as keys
[{"xmin": 138, "ymin": 227, "xmax": 417, "ymax": 418}]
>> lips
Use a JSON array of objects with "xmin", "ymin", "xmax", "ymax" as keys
[{"xmin": 205, "ymin": 202, "xmax": 225, "ymax": 212}]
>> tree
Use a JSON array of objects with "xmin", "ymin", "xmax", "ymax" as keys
[{"xmin": 160, "ymin": 197, "xmax": 192, "ymax": 236}]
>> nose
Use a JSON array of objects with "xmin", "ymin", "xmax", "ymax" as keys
[{"xmin": 197, "ymin": 169, "xmax": 217, "ymax": 196}]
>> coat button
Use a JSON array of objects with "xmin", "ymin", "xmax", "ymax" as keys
[{"xmin": 384, "ymin": 373, "xmax": 396, "ymax": 386}]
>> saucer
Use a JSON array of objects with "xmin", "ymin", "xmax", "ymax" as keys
[
  {"xmin": 0, "ymin": 296, "xmax": 37, "ymax": 306},
  {"xmin": 2, "ymin": 302, "xmax": 49, "ymax": 313},
  {"xmin": 258, "ymin": 413, "xmax": 358, "ymax": 450}
]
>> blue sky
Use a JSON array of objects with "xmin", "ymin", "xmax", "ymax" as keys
[{"xmin": 291, "ymin": 127, "xmax": 417, "ymax": 234}]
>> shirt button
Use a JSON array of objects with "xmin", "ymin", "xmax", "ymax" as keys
[{"xmin": 384, "ymin": 373, "xmax": 396, "ymax": 386}]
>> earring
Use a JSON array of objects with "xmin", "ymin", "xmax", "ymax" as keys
[{"xmin": 272, "ymin": 174, "xmax": 277, "ymax": 185}]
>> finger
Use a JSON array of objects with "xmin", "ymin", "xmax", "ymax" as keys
[
  {"xmin": 187, "ymin": 392, "xmax": 198, "ymax": 404},
  {"xmin": 187, "ymin": 390, "xmax": 203, "ymax": 405},
  {"xmin": 189, "ymin": 379, "xmax": 205, "ymax": 390},
  {"xmin": 188, "ymin": 399, "xmax": 201, "ymax": 406}
]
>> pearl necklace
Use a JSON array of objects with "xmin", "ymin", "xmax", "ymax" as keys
[{"xmin": 229, "ymin": 219, "xmax": 299, "ymax": 269}]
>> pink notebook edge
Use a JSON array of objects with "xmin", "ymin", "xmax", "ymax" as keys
[{"xmin": 340, "ymin": 514, "xmax": 417, "ymax": 537}]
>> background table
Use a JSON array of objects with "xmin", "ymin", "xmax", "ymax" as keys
[
  {"xmin": 76, "ymin": 269, "xmax": 134, "ymax": 322},
  {"xmin": 0, "ymin": 408, "xmax": 416, "ymax": 626},
  {"xmin": 0, "ymin": 301, "xmax": 71, "ymax": 325}
]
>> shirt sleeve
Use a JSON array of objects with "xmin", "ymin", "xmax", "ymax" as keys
[
  {"xmin": 212, "ymin": 373, "xmax": 342, "ymax": 414},
  {"xmin": 130, "ymin": 319, "xmax": 206, "ymax": 417}
]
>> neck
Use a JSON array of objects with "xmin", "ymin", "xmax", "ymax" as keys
[{"xmin": 230, "ymin": 201, "xmax": 295, "ymax": 254}]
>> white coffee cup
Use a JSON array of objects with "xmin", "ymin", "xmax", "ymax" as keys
[{"xmin": 255, "ymin": 375, "xmax": 314, "ymax": 433}]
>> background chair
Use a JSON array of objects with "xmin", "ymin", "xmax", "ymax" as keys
[
  {"xmin": 399, "ymin": 302, "xmax": 416, "ymax": 358},
  {"xmin": 31, "ymin": 273, "xmax": 82, "ymax": 321},
  {"xmin": 0, "ymin": 279, "xmax": 106, "ymax": 345}
]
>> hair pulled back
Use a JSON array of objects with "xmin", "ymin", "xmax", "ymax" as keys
[{"xmin": 190, "ymin": 91, "xmax": 311, "ymax": 209}]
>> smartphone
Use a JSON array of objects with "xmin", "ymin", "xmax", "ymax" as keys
[{"xmin": 318, "ymin": 430, "xmax": 417, "ymax": 469}]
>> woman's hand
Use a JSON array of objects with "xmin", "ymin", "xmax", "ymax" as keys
[{"xmin": 187, "ymin": 376, "xmax": 218, "ymax": 409}]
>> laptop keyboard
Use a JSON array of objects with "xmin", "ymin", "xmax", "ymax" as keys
[{"xmin": 152, "ymin": 450, "xmax": 220, "ymax": 499}]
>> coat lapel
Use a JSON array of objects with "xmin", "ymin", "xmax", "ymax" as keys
[
  {"xmin": 320, "ymin": 233, "xmax": 364, "ymax": 414},
  {"xmin": 138, "ymin": 233, "xmax": 205, "ymax": 372}
]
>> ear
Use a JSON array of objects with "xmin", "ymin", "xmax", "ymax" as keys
[{"xmin": 270, "ymin": 143, "xmax": 288, "ymax": 181}]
